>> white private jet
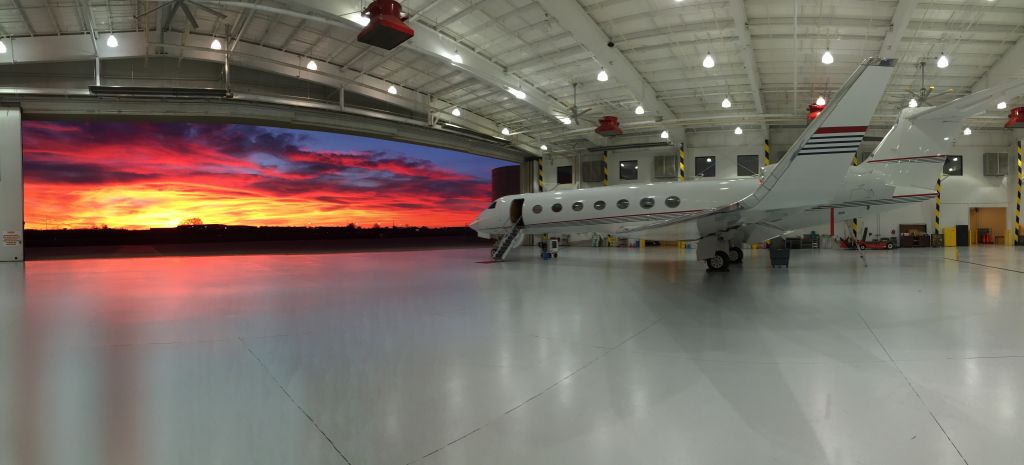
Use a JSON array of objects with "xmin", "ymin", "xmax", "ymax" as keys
[{"xmin": 471, "ymin": 57, "xmax": 1024, "ymax": 271}]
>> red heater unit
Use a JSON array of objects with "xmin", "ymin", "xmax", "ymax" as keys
[
  {"xmin": 357, "ymin": 0, "xmax": 415, "ymax": 50},
  {"xmin": 807, "ymin": 104, "xmax": 825, "ymax": 123},
  {"xmin": 1005, "ymin": 107, "xmax": 1024, "ymax": 128},
  {"xmin": 595, "ymin": 116, "xmax": 623, "ymax": 137}
]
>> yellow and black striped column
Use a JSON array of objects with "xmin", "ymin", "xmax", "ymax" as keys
[
  {"xmin": 763, "ymin": 139, "xmax": 771, "ymax": 166},
  {"xmin": 678, "ymin": 143, "xmax": 686, "ymax": 181},
  {"xmin": 851, "ymin": 218, "xmax": 859, "ymax": 240},
  {"xmin": 935, "ymin": 177, "xmax": 942, "ymax": 235},
  {"xmin": 1015, "ymin": 140, "xmax": 1022, "ymax": 244},
  {"xmin": 537, "ymin": 159, "xmax": 544, "ymax": 192},
  {"xmin": 602, "ymin": 151, "xmax": 609, "ymax": 186}
]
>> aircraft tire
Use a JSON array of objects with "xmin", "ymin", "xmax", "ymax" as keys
[
  {"xmin": 728, "ymin": 247, "xmax": 744, "ymax": 264},
  {"xmin": 706, "ymin": 251, "xmax": 731, "ymax": 272}
]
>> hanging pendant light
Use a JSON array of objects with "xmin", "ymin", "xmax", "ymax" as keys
[
  {"xmin": 106, "ymin": 34, "xmax": 119, "ymax": 48},
  {"xmin": 210, "ymin": 38, "xmax": 222, "ymax": 50},
  {"xmin": 734, "ymin": 126, "xmax": 743, "ymax": 135},
  {"xmin": 501, "ymin": 127, "xmax": 511, "ymax": 136},
  {"xmin": 451, "ymin": 107, "xmax": 461, "ymax": 117},
  {"xmin": 634, "ymin": 105, "xmax": 645, "ymax": 115},
  {"xmin": 702, "ymin": 52, "xmax": 715, "ymax": 69},
  {"xmin": 721, "ymin": 97, "xmax": 732, "ymax": 108},
  {"xmin": 306, "ymin": 60, "xmax": 318, "ymax": 71},
  {"xmin": 962, "ymin": 127, "xmax": 971, "ymax": 135},
  {"xmin": 908, "ymin": 98, "xmax": 918, "ymax": 108},
  {"xmin": 387, "ymin": 85, "xmax": 398, "ymax": 95},
  {"xmin": 597, "ymin": 68, "xmax": 608, "ymax": 82},
  {"xmin": 997, "ymin": 101, "xmax": 1007, "ymax": 110},
  {"xmin": 540, "ymin": 144, "xmax": 548, "ymax": 151},
  {"xmin": 660, "ymin": 130, "xmax": 669, "ymax": 139},
  {"xmin": 936, "ymin": 53, "xmax": 949, "ymax": 69},
  {"xmin": 815, "ymin": 95, "xmax": 827, "ymax": 106},
  {"xmin": 821, "ymin": 48, "xmax": 834, "ymax": 65}
]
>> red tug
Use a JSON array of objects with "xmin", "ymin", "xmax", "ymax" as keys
[{"xmin": 357, "ymin": 0, "xmax": 415, "ymax": 50}]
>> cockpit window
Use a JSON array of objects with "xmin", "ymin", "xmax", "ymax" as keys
[{"xmin": 487, "ymin": 202, "xmax": 497, "ymax": 209}]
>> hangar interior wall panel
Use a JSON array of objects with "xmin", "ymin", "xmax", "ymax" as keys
[{"xmin": 0, "ymin": 109, "xmax": 23, "ymax": 261}]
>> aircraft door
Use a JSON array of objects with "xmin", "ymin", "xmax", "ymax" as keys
[{"xmin": 510, "ymin": 198, "xmax": 524, "ymax": 224}]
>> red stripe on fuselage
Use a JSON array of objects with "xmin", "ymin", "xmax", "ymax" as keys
[{"xmin": 815, "ymin": 126, "xmax": 868, "ymax": 134}]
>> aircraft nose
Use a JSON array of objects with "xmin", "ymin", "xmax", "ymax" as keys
[{"xmin": 469, "ymin": 213, "xmax": 482, "ymax": 231}]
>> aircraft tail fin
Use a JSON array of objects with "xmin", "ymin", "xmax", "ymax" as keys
[{"xmin": 744, "ymin": 58, "xmax": 896, "ymax": 211}]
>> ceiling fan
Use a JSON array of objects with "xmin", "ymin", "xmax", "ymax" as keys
[
  {"xmin": 135, "ymin": 0, "xmax": 227, "ymax": 32},
  {"xmin": 567, "ymin": 82, "xmax": 596, "ymax": 125},
  {"xmin": 906, "ymin": 60, "xmax": 955, "ymax": 107}
]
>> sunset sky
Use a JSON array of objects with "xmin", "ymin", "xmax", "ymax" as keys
[{"xmin": 23, "ymin": 121, "xmax": 514, "ymax": 229}]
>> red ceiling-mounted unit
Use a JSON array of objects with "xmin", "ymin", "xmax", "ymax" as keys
[
  {"xmin": 595, "ymin": 116, "xmax": 623, "ymax": 137},
  {"xmin": 357, "ymin": 0, "xmax": 415, "ymax": 50},
  {"xmin": 1005, "ymin": 107, "xmax": 1024, "ymax": 128},
  {"xmin": 807, "ymin": 104, "xmax": 825, "ymax": 124}
]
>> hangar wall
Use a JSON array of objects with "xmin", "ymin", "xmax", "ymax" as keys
[{"xmin": 0, "ymin": 108, "xmax": 23, "ymax": 261}]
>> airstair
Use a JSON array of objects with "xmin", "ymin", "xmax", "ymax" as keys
[{"xmin": 490, "ymin": 220, "xmax": 524, "ymax": 261}]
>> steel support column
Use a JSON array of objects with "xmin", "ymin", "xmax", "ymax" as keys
[{"xmin": 0, "ymin": 107, "xmax": 23, "ymax": 261}]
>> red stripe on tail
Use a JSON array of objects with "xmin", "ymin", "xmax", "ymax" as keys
[{"xmin": 815, "ymin": 126, "xmax": 868, "ymax": 134}]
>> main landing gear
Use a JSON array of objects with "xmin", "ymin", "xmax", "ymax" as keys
[{"xmin": 698, "ymin": 236, "xmax": 745, "ymax": 272}]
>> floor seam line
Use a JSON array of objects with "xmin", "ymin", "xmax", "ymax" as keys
[
  {"xmin": 407, "ymin": 316, "xmax": 664, "ymax": 465},
  {"xmin": 238, "ymin": 336, "xmax": 354, "ymax": 465},
  {"xmin": 854, "ymin": 314, "xmax": 970, "ymax": 465},
  {"xmin": 942, "ymin": 257, "xmax": 1024, "ymax": 274}
]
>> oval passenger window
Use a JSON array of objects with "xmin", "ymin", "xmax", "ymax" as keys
[
  {"xmin": 552, "ymin": 203, "xmax": 563, "ymax": 212},
  {"xmin": 572, "ymin": 201, "xmax": 584, "ymax": 211},
  {"xmin": 665, "ymin": 196, "xmax": 681, "ymax": 208},
  {"xmin": 594, "ymin": 200, "xmax": 606, "ymax": 210},
  {"xmin": 640, "ymin": 197, "xmax": 655, "ymax": 209},
  {"xmin": 617, "ymin": 199, "xmax": 629, "ymax": 209},
  {"xmin": 532, "ymin": 205, "xmax": 543, "ymax": 214}
]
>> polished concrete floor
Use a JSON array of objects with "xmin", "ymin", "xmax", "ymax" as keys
[{"xmin": 1, "ymin": 245, "xmax": 1023, "ymax": 465}]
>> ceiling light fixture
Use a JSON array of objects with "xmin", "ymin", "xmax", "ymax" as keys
[
  {"xmin": 597, "ymin": 68, "xmax": 608, "ymax": 82},
  {"xmin": 997, "ymin": 101, "xmax": 1008, "ymax": 110},
  {"xmin": 559, "ymin": 116, "xmax": 572, "ymax": 125},
  {"xmin": 210, "ymin": 38, "xmax": 222, "ymax": 50},
  {"xmin": 540, "ymin": 144, "xmax": 548, "ymax": 151},
  {"xmin": 702, "ymin": 52, "xmax": 715, "ymax": 69},
  {"xmin": 936, "ymin": 53, "xmax": 949, "ymax": 69},
  {"xmin": 963, "ymin": 127, "xmax": 971, "ymax": 135},
  {"xmin": 721, "ymin": 97, "xmax": 732, "ymax": 108},
  {"xmin": 660, "ymin": 130, "xmax": 670, "ymax": 139},
  {"xmin": 507, "ymin": 87, "xmax": 526, "ymax": 99},
  {"xmin": 634, "ymin": 105, "xmax": 645, "ymax": 115},
  {"xmin": 821, "ymin": 48, "xmax": 834, "ymax": 65},
  {"xmin": 501, "ymin": 127, "xmax": 511, "ymax": 136},
  {"xmin": 106, "ymin": 33, "xmax": 119, "ymax": 48},
  {"xmin": 816, "ymin": 95, "xmax": 826, "ymax": 106},
  {"xmin": 450, "ymin": 51, "xmax": 463, "ymax": 64},
  {"xmin": 734, "ymin": 126, "xmax": 743, "ymax": 135},
  {"xmin": 908, "ymin": 98, "xmax": 918, "ymax": 108},
  {"xmin": 451, "ymin": 107, "xmax": 461, "ymax": 117},
  {"xmin": 387, "ymin": 85, "xmax": 398, "ymax": 95},
  {"xmin": 306, "ymin": 60, "xmax": 318, "ymax": 71}
]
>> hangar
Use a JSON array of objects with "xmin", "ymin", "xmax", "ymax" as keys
[{"xmin": 1, "ymin": 1, "xmax": 1023, "ymax": 464}]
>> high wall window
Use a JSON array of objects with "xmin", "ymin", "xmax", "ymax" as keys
[
  {"xmin": 619, "ymin": 160, "xmax": 639, "ymax": 180},
  {"xmin": 737, "ymin": 155, "xmax": 760, "ymax": 176},
  {"xmin": 653, "ymin": 155, "xmax": 678, "ymax": 179},
  {"xmin": 983, "ymin": 152, "xmax": 1008, "ymax": 176},
  {"xmin": 944, "ymin": 155, "xmax": 963, "ymax": 176},
  {"xmin": 557, "ymin": 165, "xmax": 573, "ymax": 184},
  {"xmin": 582, "ymin": 160, "xmax": 604, "ymax": 182},
  {"xmin": 695, "ymin": 156, "xmax": 716, "ymax": 177}
]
